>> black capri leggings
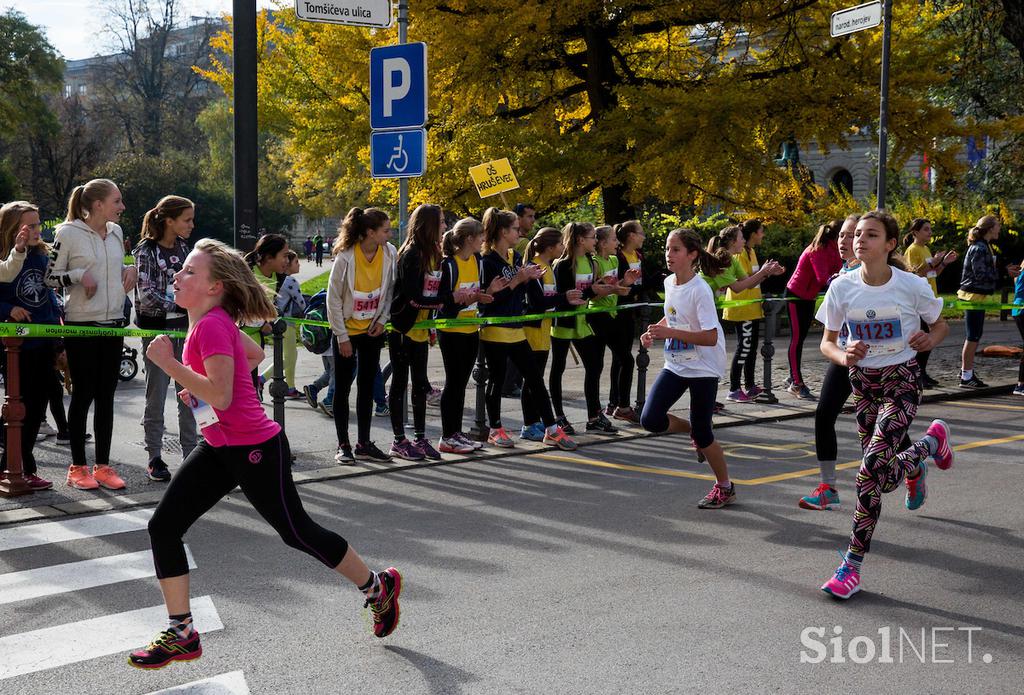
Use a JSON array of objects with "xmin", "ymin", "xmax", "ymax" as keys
[
  {"xmin": 640, "ymin": 370, "xmax": 718, "ymax": 449},
  {"xmin": 333, "ymin": 332, "xmax": 385, "ymax": 446},
  {"xmin": 815, "ymin": 362, "xmax": 852, "ymax": 463},
  {"xmin": 63, "ymin": 330, "xmax": 123, "ymax": 467},
  {"xmin": 482, "ymin": 339, "xmax": 554, "ymax": 430},
  {"xmin": 549, "ymin": 335, "xmax": 604, "ymax": 419},
  {"xmin": 148, "ymin": 431, "xmax": 348, "ymax": 579},
  {"xmin": 438, "ymin": 331, "xmax": 479, "ymax": 438},
  {"xmin": 607, "ymin": 311, "xmax": 637, "ymax": 408}
]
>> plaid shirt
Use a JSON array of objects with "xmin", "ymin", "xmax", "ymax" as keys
[{"xmin": 133, "ymin": 237, "xmax": 190, "ymax": 318}]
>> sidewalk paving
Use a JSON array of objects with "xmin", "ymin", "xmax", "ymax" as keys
[{"xmin": 2, "ymin": 316, "xmax": 1020, "ymax": 521}]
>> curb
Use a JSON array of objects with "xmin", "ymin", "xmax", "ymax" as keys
[{"xmin": 1, "ymin": 382, "xmax": 1016, "ymax": 526}]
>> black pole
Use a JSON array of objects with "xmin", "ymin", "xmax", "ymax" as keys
[
  {"xmin": 876, "ymin": 0, "xmax": 892, "ymax": 210},
  {"xmin": 233, "ymin": 0, "xmax": 258, "ymax": 251}
]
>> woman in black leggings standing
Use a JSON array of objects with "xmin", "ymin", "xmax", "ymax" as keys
[{"xmin": 46, "ymin": 179, "xmax": 137, "ymax": 491}]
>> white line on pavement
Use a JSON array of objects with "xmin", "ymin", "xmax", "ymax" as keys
[
  {"xmin": 0, "ymin": 547, "xmax": 195, "ymax": 605},
  {"xmin": 145, "ymin": 670, "xmax": 251, "ymax": 694},
  {"xmin": 0, "ymin": 595, "xmax": 223, "ymax": 680},
  {"xmin": 0, "ymin": 509, "xmax": 153, "ymax": 553}
]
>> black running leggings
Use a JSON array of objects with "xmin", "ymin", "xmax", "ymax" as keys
[
  {"xmin": 333, "ymin": 332, "xmax": 384, "ymax": 446},
  {"xmin": 482, "ymin": 339, "xmax": 554, "ymax": 429},
  {"xmin": 48, "ymin": 365, "xmax": 69, "ymax": 435},
  {"xmin": 786, "ymin": 295, "xmax": 815, "ymax": 386},
  {"xmin": 916, "ymin": 318, "xmax": 932, "ymax": 375},
  {"xmin": 607, "ymin": 311, "xmax": 636, "ymax": 408},
  {"xmin": 521, "ymin": 350, "xmax": 550, "ymax": 426},
  {"xmin": 387, "ymin": 332, "xmax": 430, "ymax": 439},
  {"xmin": 438, "ymin": 331, "xmax": 479, "ymax": 438},
  {"xmin": 63, "ymin": 331, "xmax": 122, "ymax": 466},
  {"xmin": 730, "ymin": 319, "xmax": 761, "ymax": 392},
  {"xmin": 549, "ymin": 335, "xmax": 604, "ymax": 419},
  {"xmin": 590, "ymin": 312, "xmax": 634, "ymax": 410},
  {"xmin": 148, "ymin": 431, "xmax": 348, "ymax": 579}
]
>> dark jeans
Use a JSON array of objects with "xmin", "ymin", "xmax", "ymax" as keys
[
  {"xmin": 64, "ymin": 331, "xmax": 123, "ymax": 467},
  {"xmin": 333, "ymin": 332, "xmax": 384, "ymax": 446}
]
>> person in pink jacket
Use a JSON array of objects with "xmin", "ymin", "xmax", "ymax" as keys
[{"xmin": 784, "ymin": 220, "xmax": 843, "ymax": 400}]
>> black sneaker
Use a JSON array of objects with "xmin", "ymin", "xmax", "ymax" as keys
[
  {"xmin": 555, "ymin": 416, "xmax": 576, "ymax": 436},
  {"xmin": 365, "ymin": 567, "xmax": 402, "ymax": 638},
  {"xmin": 354, "ymin": 441, "xmax": 392, "ymax": 462},
  {"xmin": 335, "ymin": 445, "xmax": 355, "ymax": 464},
  {"xmin": 922, "ymin": 374, "xmax": 940, "ymax": 389},
  {"xmin": 147, "ymin": 457, "xmax": 171, "ymax": 482},
  {"xmin": 959, "ymin": 374, "xmax": 988, "ymax": 388},
  {"xmin": 303, "ymin": 385, "xmax": 318, "ymax": 409},
  {"xmin": 56, "ymin": 432, "xmax": 93, "ymax": 445},
  {"xmin": 586, "ymin": 413, "xmax": 618, "ymax": 435},
  {"xmin": 127, "ymin": 629, "xmax": 202, "ymax": 669}
]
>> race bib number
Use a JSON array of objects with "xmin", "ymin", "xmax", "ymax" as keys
[
  {"xmin": 458, "ymin": 281, "xmax": 479, "ymax": 314},
  {"xmin": 629, "ymin": 261, "xmax": 642, "ymax": 286},
  {"xmin": 543, "ymin": 282, "xmax": 557, "ymax": 312},
  {"xmin": 575, "ymin": 272, "xmax": 593, "ymax": 293},
  {"xmin": 422, "ymin": 271, "xmax": 441, "ymax": 298},
  {"xmin": 352, "ymin": 288, "xmax": 381, "ymax": 320},
  {"xmin": 846, "ymin": 306, "xmax": 904, "ymax": 355},
  {"xmin": 188, "ymin": 396, "xmax": 220, "ymax": 428},
  {"xmin": 924, "ymin": 257, "xmax": 937, "ymax": 278},
  {"xmin": 664, "ymin": 318, "xmax": 697, "ymax": 364}
]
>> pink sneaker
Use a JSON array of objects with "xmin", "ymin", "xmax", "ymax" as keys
[
  {"xmin": 926, "ymin": 419, "xmax": 953, "ymax": 470},
  {"xmin": 821, "ymin": 561, "xmax": 861, "ymax": 599}
]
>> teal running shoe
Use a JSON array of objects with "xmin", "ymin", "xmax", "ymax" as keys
[
  {"xmin": 799, "ymin": 483, "xmax": 841, "ymax": 510},
  {"xmin": 905, "ymin": 460, "xmax": 928, "ymax": 510}
]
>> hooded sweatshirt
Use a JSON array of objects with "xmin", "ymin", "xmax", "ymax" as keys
[{"xmin": 45, "ymin": 219, "xmax": 129, "ymax": 323}]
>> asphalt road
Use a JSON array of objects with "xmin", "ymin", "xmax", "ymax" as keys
[{"xmin": 1, "ymin": 394, "xmax": 1022, "ymax": 694}]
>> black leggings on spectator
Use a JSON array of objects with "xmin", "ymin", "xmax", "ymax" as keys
[
  {"xmin": 521, "ymin": 350, "xmax": 550, "ymax": 426},
  {"xmin": 48, "ymin": 366, "xmax": 69, "ymax": 435},
  {"xmin": 916, "ymin": 318, "xmax": 932, "ymax": 376},
  {"xmin": 786, "ymin": 294, "xmax": 815, "ymax": 386},
  {"xmin": 333, "ymin": 332, "xmax": 384, "ymax": 446},
  {"xmin": 0, "ymin": 343, "xmax": 55, "ymax": 476},
  {"xmin": 148, "ymin": 431, "xmax": 348, "ymax": 579},
  {"xmin": 63, "ymin": 331, "xmax": 122, "ymax": 466},
  {"xmin": 387, "ymin": 332, "xmax": 430, "ymax": 439},
  {"xmin": 607, "ymin": 311, "xmax": 636, "ymax": 408},
  {"xmin": 590, "ymin": 312, "xmax": 634, "ymax": 411},
  {"xmin": 438, "ymin": 331, "xmax": 479, "ymax": 438},
  {"xmin": 482, "ymin": 339, "xmax": 554, "ymax": 429},
  {"xmin": 730, "ymin": 320, "xmax": 761, "ymax": 392},
  {"xmin": 549, "ymin": 335, "xmax": 604, "ymax": 419}
]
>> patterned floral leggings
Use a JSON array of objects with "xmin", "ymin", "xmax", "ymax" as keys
[{"xmin": 846, "ymin": 359, "xmax": 932, "ymax": 556}]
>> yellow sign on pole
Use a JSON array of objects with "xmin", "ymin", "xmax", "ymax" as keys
[{"xmin": 469, "ymin": 158, "xmax": 520, "ymax": 198}]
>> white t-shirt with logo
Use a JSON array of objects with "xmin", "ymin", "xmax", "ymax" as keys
[
  {"xmin": 820, "ymin": 266, "xmax": 943, "ymax": 368},
  {"xmin": 661, "ymin": 273, "xmax": 726, "ymax": 379}
]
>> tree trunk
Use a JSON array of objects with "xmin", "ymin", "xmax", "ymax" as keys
[
  {"xmin": 602, "ymin": 184, "xmax": 637, "ymax": 223},
  {"xmin": 1001, "ymin": 0, "xmax": 1024, "ymax": 63}
]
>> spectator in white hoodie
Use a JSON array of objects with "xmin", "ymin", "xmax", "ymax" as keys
[{"xmin": 45, "ymin": 178, "xmax": 138, "ymax": 491}]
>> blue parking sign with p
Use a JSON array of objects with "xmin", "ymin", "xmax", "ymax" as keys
[{"xmin": 370, "ymin": 43, "xmax": 427, "ymax": 130}]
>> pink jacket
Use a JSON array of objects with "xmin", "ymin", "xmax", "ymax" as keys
[{"xmin": 786, "ymin": 241, "xmax": 842, "ymax": 300}]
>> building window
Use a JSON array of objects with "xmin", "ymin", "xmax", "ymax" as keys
[
  {"xmin": 78, "ymin": 84, "xmax": 87, "ymax": 95},
  {"xmin": 64, "ymin": 84, "xmax": 73, "ymax": 98}
]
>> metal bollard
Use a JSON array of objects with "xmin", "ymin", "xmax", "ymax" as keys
[
  {"xmin": 468, "ymin": 341, "xmax": 490, "ymax": 442},
  {"xmin": 0, "ymin": 338, "xmax": 31, "ymax": 497},
  {"xmin": 634, "ymin": 304, "xmax": 652, "ymax": 415},
  {"xmin": 756, "ymin": 297, "xmax": 786, "ymax": 404},
  {"xmin": 1000, "ymin": 287, "xmax": 1009, "ymax": 322},
  {"xmin": 270, "ymin": 319, "xmax": 288, "ymax": 427}
]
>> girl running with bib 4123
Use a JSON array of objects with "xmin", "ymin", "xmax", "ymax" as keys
[
  {"xmin": 639, "ymin": 228, "xmax": 737, "ymax": 509},
  {"xmin": 130, "ymin": 239, "xmax": 401, "ymax": 669},
  {"xmin": 817, "ymin": 210, "xmax": 954, "ymax": 600}
]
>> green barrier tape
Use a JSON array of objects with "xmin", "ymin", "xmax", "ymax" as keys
[{"xmin": 0, "ymin": 323, "xmax": 186, "ymax": 339}]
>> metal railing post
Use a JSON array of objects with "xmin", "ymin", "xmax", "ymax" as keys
[
  {"xmin": 0, "ymin": 338, "xmax": 31, "ymax": 497},
  {"xmin": 468, "ymin": 341, "xmax": 490, "ymax": 441},
  {"xmin": 270, "ymin": 319, "xmax": 287, "ymax": 427},
  {"xmin": 756, "ymin": 297, "xmax": 784, "ymax": 404}
]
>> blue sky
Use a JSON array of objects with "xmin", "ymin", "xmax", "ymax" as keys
[{"xmin": 2, "ymin": 0, "xmax": 276, "ymax": 61}]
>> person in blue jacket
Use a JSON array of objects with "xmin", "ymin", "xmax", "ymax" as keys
[{"xmin": 0, "ymin": 201, "xmax": 63, "ymax": 490}]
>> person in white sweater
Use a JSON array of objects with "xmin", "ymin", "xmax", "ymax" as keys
[{"xmin": 45, "ymin": 178, "xmax": 138, "ymax": 491}]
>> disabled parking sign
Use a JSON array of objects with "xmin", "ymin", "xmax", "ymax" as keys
[{"xmin": 371, "ymin": 128, "xmax": 426, "ymax": 179}]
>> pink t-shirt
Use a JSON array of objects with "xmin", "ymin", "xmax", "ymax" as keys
[{"xmin": 183, "ymin": 306, "xmax": 281, "ymax": 447}]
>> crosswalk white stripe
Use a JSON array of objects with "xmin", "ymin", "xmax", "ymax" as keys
[
  {"xmin": 0, "ymin": 547, "xmax": 196, "ymax": 606},
  {"xmin": 0, "ymin": 595, "xmax": 223, "ymax": 680},
  {"xmin": 0, "ymin": 509, "xmax": 153, "ymax": 553},
  {"xmin": 144, "ymin": 670, "xmax": 251, "ymax": 694}
]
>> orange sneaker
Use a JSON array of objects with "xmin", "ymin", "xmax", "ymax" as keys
[
  {"xmin": 92, "ymin": 465, "xmax": 126, "ymax": 490},
  {"xmin": 543, "ymin": 426, "xmax": 578, "ymax": 451},
  {"xmin": 67, "ymin": 465, "xmax": 99, "ymax": 490}
]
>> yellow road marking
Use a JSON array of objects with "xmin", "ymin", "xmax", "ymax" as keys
[
  {"xmin": 946, "ymin": 401, "xmax": 1024, "ymax": 412},
  {"xmin": 533, "ymin": 432, "xmax": 1024, "ymax": 486}
]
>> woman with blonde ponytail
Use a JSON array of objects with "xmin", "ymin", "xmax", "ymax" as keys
[
  {"xmin": 133, "ymin": 195, "xmax": 197, "ymax": 482},
  {"xmin": 45, "ymin": 178, "xmax": 138, "ymax": 492},
  {"xmin": 957, "ymin": 215, "xmax": 1001, "ymax": 387}
]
